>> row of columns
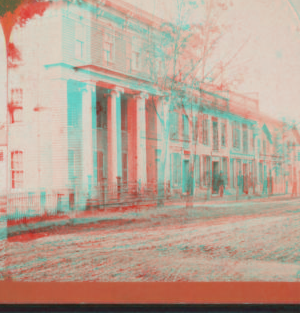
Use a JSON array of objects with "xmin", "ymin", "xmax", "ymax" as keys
[{"xmin": 81, "ymin": 84, "xmax": 148, "ymax": 190}]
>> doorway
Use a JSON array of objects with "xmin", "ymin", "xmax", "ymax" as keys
[
  {"xmin": 212, "ymin": 161, "xmax": 219, "ymax": 194},
  {"xmin": 243, "ymin": 163, "xmax": 248, "ymax": 194},
  {"xmin": 182, "ymin": 160, "xmax": 189, "ymax": 194}
]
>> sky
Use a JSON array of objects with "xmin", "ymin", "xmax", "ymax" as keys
[{"xmin": 123, "ymin": 0, "xmax": 300, "ymax": 122}]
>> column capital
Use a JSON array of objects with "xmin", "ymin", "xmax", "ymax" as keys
[
  {"xmin": 82, "ymin": 84, "xmax": 96, "ymax": 93},
  {"xmin": 134, "ymin": 92, "xmax": 149, "ymax": 100},
  {"xmin": 111, "ymin": 87, "xmax": 124, "ymax": 98}
]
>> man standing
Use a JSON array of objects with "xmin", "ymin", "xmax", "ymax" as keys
[
  {"xmin": 237, "ymin": 171, "xmax": 243, "ymax": 199},
  {"xmin": 218, "ymin": 171, "xmax": 225, "ymax": 198}
]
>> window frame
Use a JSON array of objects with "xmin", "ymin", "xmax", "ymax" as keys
[
  {"xmin": 194, "ymin": 154, "xmax": 200, "ymax": 187},
  {"xmin": 203, "ymin": 115, "xmax": 209, "ymax": 146},
  {"xmin": 221, "ymin": 121, "xmax": 226, "ymax": 147},
  {"xmin": 103, "ymin": 29, "xmax": 115, "ymax": 64},
  {"xmin": 183, "ymin": 114, "xmax": 189, "ymax": 141},
  {"xmin": 11, "ymin": 150, "xmax": 24, "ymax": 190},
  {"xmin": 75, "ymin": 22, "xmax": 85, "ymax": 60},
  {"xmin": 10, "ymin": 88, "xmax": 23, "ymax": 124},
  {"xmin": 132, "ymin": 36, "xmax": 142, "ymax": 71}
]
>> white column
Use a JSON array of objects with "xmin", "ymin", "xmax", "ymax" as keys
[
  {"xmin": 107, "ymin": 87, "xmax": 123, "ymax": 186},
  {"xmin": 82, "ymin": 84, "xmax": 95, "ymax": 189},
  {"xmin": 135, "ymin": 92, "xmax": 148, "ymax": 188}
]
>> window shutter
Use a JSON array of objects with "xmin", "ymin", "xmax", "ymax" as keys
[
  {"xmin": 178, "ymin": 154, "xmax": 181, "ymax": 185},
  {"xmin": 199, "ymin": 114, "xmax": 203, "ymax": 144}
]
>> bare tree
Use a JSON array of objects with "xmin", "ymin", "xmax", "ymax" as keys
[{"xmin": 144, "ymin": 0, "xmax": 249, "ymax": 206}]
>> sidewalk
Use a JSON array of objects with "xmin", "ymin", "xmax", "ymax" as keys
[{"xmin": 6, "ymin": 192, "xmax": 300, "ymax": 239}]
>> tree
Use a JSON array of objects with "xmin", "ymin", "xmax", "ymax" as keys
[{"xmin": 145, "ymin": 0, "xmax": 248, "ymax": 205}]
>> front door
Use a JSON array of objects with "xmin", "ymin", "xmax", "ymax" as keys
[
  {"xmin": 182, "ymin": 160, "xmax": 189, "ymax": 194},
  {"xmin": 243, "ymin": 163, "xmax": 248, "ymax": 194},
  {"xmin": 212, "ymin": 161, "xmax": 219, "ymax": 194}
]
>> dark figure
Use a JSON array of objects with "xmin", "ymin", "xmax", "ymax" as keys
[
  {"xmin": 218, "ymin": 171, "xmax": 225, "ymax": 197},
  {"xmin": 244, "ymin": 174, "xmax": 249, "ymax": 195},
  {"xmin": 237, "ymin": 171, "xmax": 243, "ymax": 198},
  {"xmin": 268, "ymin": 170, "xmax": 273, "ymax": 195},
  {"xmin": 213, "ymin": 172, "xmax": 220, "ymax": 194}
]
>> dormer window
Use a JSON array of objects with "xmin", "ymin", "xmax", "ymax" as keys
[
  {"xmin": 103, "ymin": 30, "xmax": 115, "ymax": 64},
  {"xmin": 132, "ymin": 36, "xmax": 142, "ymax": 71},
  {"xmin": 75, "ymin": 22, "xmax": 84, "ymax": 60}
]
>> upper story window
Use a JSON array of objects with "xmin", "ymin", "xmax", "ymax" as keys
[
  {"xmin": 203, "ymin": 115, "xmax": 209, "ymax": 145},
  {"xmin": 170, "ymin": 112, "xmax": 179, "ymax": 140},
  {"xmin": 232, "ymin": 121, "xmax": 240, "ymax": 149},
  {"xmin": 192, "ymin": 116, "xmax": 198, "ymax": 142},
  {"xmin": 10, "ymin": 88, "xmax": 23, "ymax": 124},
  {"xmin": 103, "ymin": 30, "xmax": 115, "ymax": 64},
  {"xmin": 75, "ymin": 22, "xmax": 84, "ymax": 60},
  {"xmin": 242, "ymin": 123, "xmax": 248, "ymax": 154},
  {"xmin": 132, "ymin": 37, "xmax": 142, "ymax": 71},
  {"xmin": 221, "ymin": 121, "xmax": 226, "ymax": 147},
  {"xmin": 183, "ymin": 114, "xmax": 189, "ymax": 141},
  {"xmin": 11, "ymin": 150, "xmax": 24, "ymax": 189},
  {"xmin": 250, "ymin": 128, "xmax": 254, "ymax": 151},
  {"xmin": 212, "ymin": 118, "xmax": 218, "ymax": 151}
]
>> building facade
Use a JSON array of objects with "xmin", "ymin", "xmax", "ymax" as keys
[{"xmin": 1, "ymin": 0, "xmax": 299, "ymax": 219}]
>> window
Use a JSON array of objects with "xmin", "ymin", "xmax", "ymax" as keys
[
  {"xmin": 250, "ymin": 128, "xmax": 254, "ymax": 151},
  {"xmin": 242, "ymin": 124, "xmax": 248, "ymax": 154},
  {"xmin": 11, "ymin": 151, "xmax": 23, "ymax": 189},
  {"xmin": 203, "ymin": 115, "xmax": 209, "ymax": 145},
  {"xmin": 122, "ymin": 153, "xmax": 128, "ymax": 184},
  {"xmin": 75, "ymin": 40, "xmax": 84, "ymax": 59},
  {"xmin": 194, "ymin": 155, "xmax": 200, "ymax": 186},
  {"xmin": 170, "ymin": 112, "xmax": 179, "ymax": 140},
  {"xmin": 104, "ymin": 30, "xmax": 115, "ymax": 63},
  {"xmin": 68, "ymin": 149, "xmax": 75, "ymax": 181},
  {"xmin": 192, "ymin": 117, "xmax": 198, "ymax": 141},
  {"xmin": 171, "ymin": 153, "xmax": 181, "ymax": 187},
  {"xmin": 183, "ymin": 114, "xmax": 189, "ymax": 141},
  {"xmin": 203, "ymin": 155, "xmax": 211, "ymax": 186},
  {"xmin": 97, "ymin": 151, "xmax": 104, "ymax": 183},
  {"xmin": 221, "ymin": 122, "xmax": 226, "ymax": 147},
  {"xmin": 232, "ymin": 121, "xmax": 240, "ymax": 149},
  {"xmin": 10, "ymin": 88, "xmax": 23, "ymax": 123},
  {"xmin": 96, "ymin": 100, "xmax": 107, "ymax": 129},
  {"xmin": 132, "ymin": 37, "xmax": 142, "ymax": 71},
  {"xmin": 75, "ymin": 23, "xmax": 84, "ymax": 60},
  {"xmin": 212, "ymin": 119, "xmax": 218, "ymax": 151},
  {"xmin": 259, "ymin": 162, "xmax": 263, "ymax": 183}
]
